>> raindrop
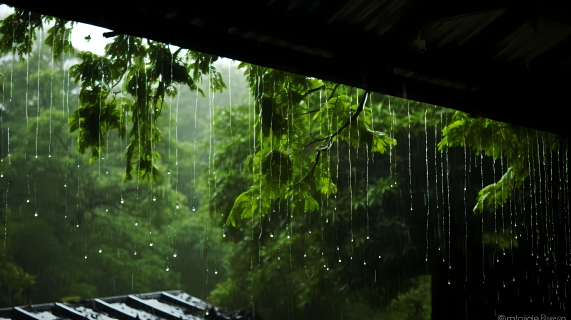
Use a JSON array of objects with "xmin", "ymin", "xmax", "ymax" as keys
[
  {"xmin": 150, "ymin": 242, "xmax": 153, "ymax": 247},
  {"xmin": 85, "ymin": 255, "xmax": 87, "ymax": 259},
  {"xmin": 99, "ymin": 249, "xmax": 102, "ymax": 253},
  {"xmin": 153, "ymin": 197, "xmax": 156, "ymax": 201},
  {"xmin": 177, "ymin": 205, "xmax": 179, "ymax": 209},
  {"xmin": 34, "ymin": 212, "xmax": 38, "ymax": 217},
  {"xmin": 168, "ymin": 171, "xmax": 170, "ymax": 175},
  {"xmin": 77, "ymin": 224, "xmax": 79, "ymax": 228},
  {"xmin": 367, "ymin": 236, "xmax": 369, "ymax": 239},
  {"xmin": 304, "ymin": 254, "xmax": 306, "ymax": 257},
  {"xmin": 223, "ymin": 234, "xmax": 226, "ymax": 237},
  {"xmin": 134, "ymin": 251, "xmax": 137, "ymax": 255},
  {"xmin": 135, "ymin": 222, "xmax": 138, "ymax": 226},
  {"xmin": 166, "ymin": 267, "xmax": 169, "ymax": 271},
  {"xmin": 64, "ymin": 185, "xmax": 66, "ymax": 187},
  {"xmin": 364, "ymin": 261, "xmax": 366, "ymax": 266},
  {"xmin": 173, "ymin": 253, "xmax": 177, "ymax": 257},
  {"xmin": 379, "ymin": 255, "xmax": 381, "ymax": 259},
  {"xmin": 106, "ymin": 209, "xmax": 108, "ymax": 212},
  {"xmin": 270, "ymin": 234, "xmax": 273, "ymax": 237},
  {"xmin": 287, "ymin": 235, "xmax": 290, "ymax": 239},
  {"xmin": 339, "ymin": 259, "xmax": 341, "ymax": 262},
  {"xmin": 121, "ymin": 199, "xmax": 124, "ymax": 204},
  {"xmin": 215, "ymin": 270, "xmax": 218, "ymax": 274},
  {"xmin": 27, "ymin": 200, "xmax": 29, "ymax": 203},
  {"xmin": 192, "ymin": 207, "xmax": 195, "ymax": 211},
  {"xmin": 278, "ymin": 256, "xmax": 280, "ymax": 260}
]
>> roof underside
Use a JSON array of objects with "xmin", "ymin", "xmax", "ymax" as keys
[{"xmin": 5, "ymin": 0, "xmax": 571, "ymax": 138}]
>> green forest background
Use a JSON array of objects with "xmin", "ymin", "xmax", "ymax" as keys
[{"xmin": 0, "ymin": 5, "xmax": 569, "ymax": 320}]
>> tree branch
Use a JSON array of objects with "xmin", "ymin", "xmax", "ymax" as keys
[
  {"xmin": 303, "ymin": 90, "xmax": 369, "ymax": 150},
  {"xmin": 300, "ymin": 109, "xmax": 320, "ymax": 115},
  {"xmin": 300, "ymin": 83, "xmax": 342, "ymax": 115},
  {"xmin": 303, "ymin": 85, "xmax": 325, "ymax": 96},
  {"xmin": 290, "ymin": 140, "xmax": 332, "ymax": 191},
  {"xmin": 302, "ymin": 83, "xmax": 340, "ymax": 98},
  {"xmin": 172, "ymin": 47, "xmax": 183, "ymax": 63},
  {"xmin": 280, "ymin": 90, "xmax": 369, "ymax": 197},
  {"xmin": 328, "ymin": 83, "xmax": 341, "ymax": 101}
]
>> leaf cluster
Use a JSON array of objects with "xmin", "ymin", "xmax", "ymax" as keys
[
  {"xmin": 438, "ymin": 110, "xmax": 561, "ymax": 215},
  {"xmin": 226, "ymin": 66, "xmax": 397, "ymax": 227}
]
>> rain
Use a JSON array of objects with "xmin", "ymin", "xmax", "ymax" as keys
[{"xmin": 0, "ymin": 5, "xmax": 569, "ymax": 320}]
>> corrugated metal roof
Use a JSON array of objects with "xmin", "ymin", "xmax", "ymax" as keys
[{"xmin": 0, "ymin": 291, "xmax": 229, "ymax": 320}]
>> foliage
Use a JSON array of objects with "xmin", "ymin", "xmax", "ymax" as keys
[
  {"xmin": 387, "ymin": 275, "xmax": 431, "ymax": 320},
  {"xmin": 0, "ymin": 6, "xmax": 225, "ymax": 185},
  {"xmin": 482, "ymin": 228, "xmax": 518, "ymax": 250},
  {"xmin": 438, "ymin": 110, "xmax": 561, "ymax": 215},
  {"xmin": 67, "ymin": 36, "xmax": 225, "ymax": 184},
  {"xmin": 208, "ymin": 74, "xmax": 433, "ymax": 318},
  {"xmin": 0, "ymin": 263, "xmax": 36, "ymax": 306},
  {"xmin": 225, "ymin": 65, "xmax": 396, "ymax": 227},
  {"xmin": 0, "ymin": 21, "xmax": 226, "ymax": 305}
]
